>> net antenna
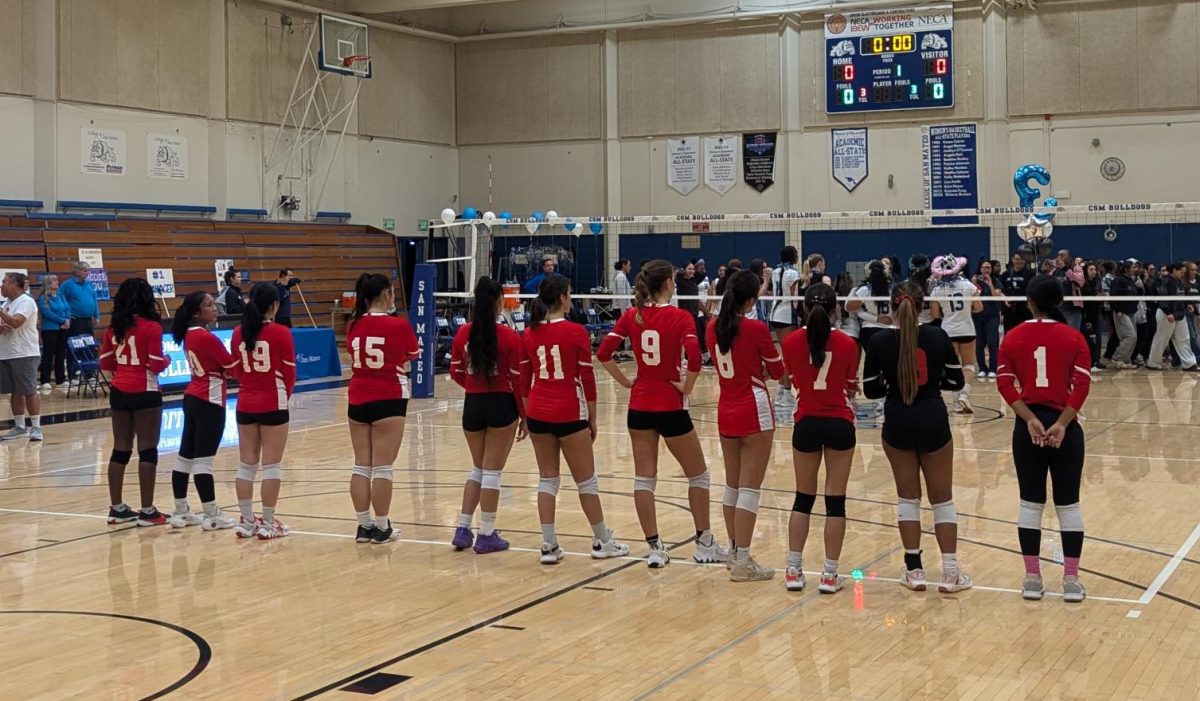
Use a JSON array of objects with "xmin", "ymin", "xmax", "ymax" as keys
[{"xmin": 264, "ymin": 14, "xmax": 371, "ymax": 221}]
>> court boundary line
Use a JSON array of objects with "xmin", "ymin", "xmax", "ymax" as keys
[{"xmin": 1135, "ymin": 520, "xmax": 1200, "ymax": 610}]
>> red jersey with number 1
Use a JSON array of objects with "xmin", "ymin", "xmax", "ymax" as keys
[
  {"xmin": 521, "ymin": 318, "xmax": 596, "ymax": 422},
  {"xmin": 230, "ymin": 322, "xmax": 296, "ymax": 412},
  {"xmin": 184, "ymin": 327, "xmax": 237, "ymax": 405},
  {"xmin": 597, "ymin": 305, "xmax": 700, "ymax": 412},
  {"xmin": 99, "ymin": 316, "xmax": 171, "ymax": 393},
  {"xmin": 783, "ymin": 328, "xmax": 859, "ymax": 423},
  {"xmin": 705, "ymin": 318, "xmax": 785, "ymax": 436},
  {"xmin": 346, "ymin": 313, "xmax": 420, "ymax": 404},
  {"xmin": 996, "ymin": 319, "xmax": 1091, "ymax": 412}
]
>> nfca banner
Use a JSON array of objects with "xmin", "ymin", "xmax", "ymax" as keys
[{"xmin": 742, "ymin": 132, "xmax": 777, "ymax": 193}]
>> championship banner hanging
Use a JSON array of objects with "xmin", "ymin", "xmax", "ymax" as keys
[
  {"xmin": 704, "ymin": 135, "xmax": 738, "ymax": 195},
  {"xmin": 742, "ymin": 132, "xmax": 776, "ymax": 193},
  {"xmin": 667, "ymin": 138, "xmax": 699, "ymax": 195},
  {"xmin": 831, "ymin": 128, "xmax": 868, "ymax": 192},
  {"xmin": 922, "ymin": 123, "xmax": 979, "ymax": 225}
]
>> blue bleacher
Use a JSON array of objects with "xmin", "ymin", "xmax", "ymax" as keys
[
  {"xmin": 314, "ymin": 211, "xmax": 352, "ymax": 222},
  {"xmin": 227, "ymin": 208, "xmax": 269, "ymax": 220},
  {"xmin": 0, "ymin": 199, "xmax": 44, "ymax": 214},
  {"xmin": 58, "ymin": 200, "xmax": 216, "ymax": 218}
]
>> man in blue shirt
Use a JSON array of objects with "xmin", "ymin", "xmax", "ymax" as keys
[
  {"xmin": 273, "ymin": 268, "xmax": 301, "ymax": 328},
  {"xmin": 57, "ymin": 260, "xmax": 100, "ymax": 375},
  {"xmin": 523, "ymin": 257, "xmax": 558, "ymax": 295}
]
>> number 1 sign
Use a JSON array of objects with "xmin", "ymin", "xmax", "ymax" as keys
[{"xmin": 146, "ymin": 268, "xmax": 176, "ymax": 298}]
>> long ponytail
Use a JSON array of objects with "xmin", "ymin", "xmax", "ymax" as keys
[
  {"xmin": 803, "ymin": 283, "xmax": 836, "ymax": 368},
  {"xmin": 893, "ymin": 280, "xmax": 924, "ymax": 406},
  {"xmin": 530, "ymin": 275, "xmax": 570, "ymax": 326},
  {"xmin": 634, "ymin": 259, "xmax": 673, "ymax": 327},
  {"xmin": 467, "ymin": 276, "xmax": 502, "ymax": 378},
  {"xmin": 171, "ymin": 290, "xmax": 210, "ymax": 344},
  {"xmin": 714, "ymin": 270, "xmax": 760, "ymax": 354},
  {"xmin": 241, "ymin": 282, "xmax": 279, "ymax": 351}
]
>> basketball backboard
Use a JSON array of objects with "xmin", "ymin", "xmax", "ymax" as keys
[{"xmin": 318, "ymin": 15, "xmax": 371, "ymax": 78}]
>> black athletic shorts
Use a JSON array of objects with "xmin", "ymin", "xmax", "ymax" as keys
[
  {"xmin": 949, "ymin": 335, "xmax": 977, "ymax": 344},
  {"xmin": 462, "ymin": 392, "xmax": 519, "ymax": 432},
  {"xmin": 882, "ymin": 419, "xmax": 952, "ymax": 453},
  {"xmin": 769, "ymin": 320, "xmax": 796, "ymax": 330},
  {"xmin": 110, "ymin": 387, "xmax": 163, "ymax": 412},
  {"xmin": 236, "ymin": 409, "xmax": 290, "ymax": 426},
  {"xmin": 792, "ymin": 416, "xmax": 857, "ymax": 453},
  {"xmin": 627, "ymin": 409, "xmax": 694, "ymax": 438},
  {"xmin": 527, "ymin": 417, "xmax": 590, "ymax": 438},
  {"xmin": 180, "ymin": 395, "xmax": 226, "ymax": 460},
  {"xmin": 348, "ymin": 398, "xmax": 409, "ymax": 424}
]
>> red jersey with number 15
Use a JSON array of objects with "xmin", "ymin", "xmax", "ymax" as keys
[
  {"xmin": 597, "ymin": 305, "xmax": 701, "ymax": 412},
  {"xmin": 184, "ymin": 327, "xmax": 237, "ymax": 405},
  {"xmin": 99, "ymin": 316, "xmax": 171, "ymax": 393},
  {"xmin": 996, "ymin": 319, "xmax": 1091, "ymax": 412},
  {"xmin": 783, "ymin": 328, "xmax": 859, "ymax": 423},
  {"xmin": 346, "ymin": 313, "xmax": 420, "ymax": 404},
  {"xmin": 521, "ymin": 318, "xmax": 596, "ymax": 422},
  {"xmin": 705, "ymin": 318, "xmax": 785, "ymax": 436},
  {"xmin": 230, "ymin": 322, "xmax": 296, "ymax": 412}
]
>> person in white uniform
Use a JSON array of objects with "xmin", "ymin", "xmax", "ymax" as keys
[{"xmin": 929, "ymin": 254, "xmax": 983, "ymax": 414}]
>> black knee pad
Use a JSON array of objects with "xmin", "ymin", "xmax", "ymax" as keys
[
  {"xmin": 138, "ymin": 448, "xmax": 159, "ymax": 464},
  {"xmin": 792, "ymin": 492, "xmax": 816, "ymax": 514},
  {"xmin": 109, "ymin": 450, "xmax": 133, "ymax": 466},
  {"xmin": 824, "ymin": 495, "xmax": 847, "ymax": 518}
]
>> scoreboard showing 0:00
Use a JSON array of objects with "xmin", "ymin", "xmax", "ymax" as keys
[{"xmin": 825, "ymin": 5, "xmax": 954, "ymax": 114}]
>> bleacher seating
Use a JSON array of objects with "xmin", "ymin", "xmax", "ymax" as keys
[
  {"xmin": 57, "ymin": 200, "xmax": 217, "ymax": 218},
  {"xmin": 0, "ymin": 199, "xmax": 44, "ymax": 214}
]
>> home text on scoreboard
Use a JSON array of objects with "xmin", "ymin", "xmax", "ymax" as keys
[{"xmin": 825, "ymin": 5, "xmax": 954, "ymax": 114}]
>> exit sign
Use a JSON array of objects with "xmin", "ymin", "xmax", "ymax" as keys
[
  {"xmin": 383, "ymin": 218, "xmax": 395, "ymax": 231},
  {"xmin": 417, "ymin": 219, "xmax": 430, "ymax": 232}
]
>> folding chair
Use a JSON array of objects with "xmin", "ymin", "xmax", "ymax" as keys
[{"xmin": 66, "ymin": 334, "xmax": 110, "ymax": 399}]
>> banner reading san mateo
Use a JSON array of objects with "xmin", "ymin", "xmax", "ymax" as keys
[{"xmin": 743, "ymin": 132, "xmax": 777, "ymax": 193}]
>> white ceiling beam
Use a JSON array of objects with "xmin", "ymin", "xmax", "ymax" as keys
[{"xmin": 348, "ymin": 0, "xmax": 521, "ymax": 13}]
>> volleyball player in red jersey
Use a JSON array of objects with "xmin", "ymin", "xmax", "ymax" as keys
[
  {"xmin": 781, "ymin": 283, "xmax": 860, "ymax": 594},
  {"xmin": 521, "ymin": 276, "xmax": 630, "ymax": 563},
  {"xmin": 169, "ymin": 291, "xmax": 238, "ymax": 530},
  {"xmin": 99, "ymin": 278, "xmax": 171, "ymax": 526},
  {"xmin": 230, "ymin": 282, "xmax": 296, "ymax": 540},
  {"xmin": 345, "ymin": 273, "xmax": 420, "ymax": 545},
  {"xmin": 996, "ymin": 275, "xmax": 1092, "ymax": 602},
  {"xmin": 450, "ymin": 276, "xmax": 527, "ymax": 554},
  {"xmin": 705, "ymin": 270, "xmax": 785, "ymax": 581},
  {"xmin": 598, "ymin": 260, "xmax": 728, "ymax": 568}
]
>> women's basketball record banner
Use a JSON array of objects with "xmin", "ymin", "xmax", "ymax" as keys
[{"xmin": 743, "ymin": 132, "xmax": 777, "ymax": 193}]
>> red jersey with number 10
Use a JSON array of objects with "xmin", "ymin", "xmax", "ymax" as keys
[
  {"xmin": 597, "ymin": 305, "xmax": 701, "ymax": 412},
  {"xmin": 996, "ymin": 319, "xmax": 1091, "ymax": 412},
  {"xmin": 230, "ymin": 322, "xmax": 296, "ymax": 412},
  {"xmin": 783, "ymin": 328, "xmax": 859, "ymax": 423},
  {"xmin": 521, "ymin": 318, "xmax": 596, "ymax": 422},
  {"xmin": 346, "ymin": 313, "xmax": 420, "ymax": 404},
  {"xmin": 184, "ymin": 327, "xmax": 237, "ymax": 405},
  {"xmin": 705, "ymin": 318, "xmax": 784, "ymax": 436},
  {"xmin": 99, "ymin": 316, "xmax": 171, "ymax": 393}
]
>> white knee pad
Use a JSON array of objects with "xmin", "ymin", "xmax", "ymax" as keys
[
  {"xmin": 352, "ymin": 464, "xmax": 372, "ymax": 480},
  {"xmin": 735, "ymin": 488, "xmax": 761, "ymax": 515},
  {"xmin": 575, "ymin": 474, "xmax": 599, "ymax": 496},
  {"xmin": 262, "ymin": 463, "xmax": 283, "ymax": 481},
  {"xmin": 236, "ymin": 462, "xmax": 259, "ymax": 481},
  {"xmin": 963, "ymin": 364, "xmax": 977, "ymax": 375},
  {"xmin": 687, "ymin": 470, "xmax": 711, "ymax": 491},
  {"xmin": 1056, "ymin": 502, "xmax": 1084, "ymax": 532},
  {"xmin": 1018, "ymin": 499, "xmax": 1045, "ymax": 529},
  {"xmin": 467, "ymin": 466, "xmax": 483, "ymax": 484},
  {"xmin": 192, "ymin": 457, "xmax": 214, "ymax": 476},
  {"xmin": 931, "ymin": 500, "xmax": 957, "ymax": 525},
  {"xmin": 633, "ymin": 475, "xmax": 657, "ymax": 493},
  {"xmin": 897, "ymin": 497, "xmax": 922, "ymax": 522},
  {"xmin": 538, "ymin": 476, "xmax": 561, "ymax": 496},
  {"xmin": 723, "ymin": 485, "xmax": 739, "ymax": 507},
  {"xmin": 480, "ymin": 469, "xmax": 503, "ymax": 491},
  {"xmin": 173, "ymin": 457, "xmax": 194, "ymax": 474},
  {"xmin": 372, "ymin": 465, "xmax": 394, "ymax": 482}
]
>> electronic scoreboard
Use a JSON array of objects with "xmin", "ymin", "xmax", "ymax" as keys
[{"xmin": 825, "ymin": 5, "xmax": 954, "ymax": 114}]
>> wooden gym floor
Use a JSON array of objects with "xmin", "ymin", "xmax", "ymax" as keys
[{"xmin": 1, "ymin": 365, "xmax": 1199, "ymax": 700}]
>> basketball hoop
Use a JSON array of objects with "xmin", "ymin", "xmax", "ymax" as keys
[{"xmin": 341, "ymin": 54, "xmax": 371, "ymax": 74}]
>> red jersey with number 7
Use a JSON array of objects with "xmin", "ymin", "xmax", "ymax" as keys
[
  {"xmin": 597, "ymin": 305, "xmax": 700, "ymax": 412},
  {"xmin": 230, "ymin": 322, "xmax": 296, "ymax": 412},
  {"xmin": 783, "ymin": 328, "xmax": 859, "ymax": 423},
  {"xmin": 346, "ymin": 313, "xmax": 420, "ymax": 404},
  {"xmin": 99, "ymin": 316, "xmax": 171, "ymax": 393},
  {"xmin": 184, "ymin": 326, "xmax": 237, "ymax": 405},
  {"xmin": 521, "ymin": 318, "xmax": 596, "ymax": 422},
  {"xmin": 996, "ymin": 319, "xmax": 1091, "ymax": 412}
]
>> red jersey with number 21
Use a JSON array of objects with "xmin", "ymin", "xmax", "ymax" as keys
[
  {"xmin": 99, "ymin": 316, "xmax": 171, "ymax": 393},
  {"xmin": 230, "ymin": 322, "xmax": 296, "ymax": 412},
  {"xmin": 597, "ymin": 305, "xmax": 700, "ymax": 412},
  {"xmin": 346, "ymin": 313, "xmax": 420, "ymax": 404}
]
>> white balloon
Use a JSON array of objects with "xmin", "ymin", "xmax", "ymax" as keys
[
  {"xmin": 440, "ymin": 208, "xmax": 456, "ymax": 225},
  {"xmin": 482, "ymin": 210, "xmax": 497, "ymax": 226},
  {"xmin": 524, "ymin": 221, "xmax": 539, "ymax": 235},
  {"xmin": 546, "ymin": 210, "xmax": 559, "ymax": 224}
]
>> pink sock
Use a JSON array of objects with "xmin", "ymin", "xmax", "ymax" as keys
[
  {"xmin": 1023, "ymin": 555, "xmax": 1041, "ymax": 575},
  {"xmin": 1064, "ymin": 557, "xmax": 1080, "ymax": 577}
]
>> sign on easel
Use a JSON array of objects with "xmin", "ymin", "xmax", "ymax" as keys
[
  {"xmin": 147, "ymin": 268, "xmax": 176, "ymax": 298},
  {"xmin": 78, "ymin": 248, "xmax": 104, "ymax": 269},
  {"xmin": 215, "ymin": 259, "xmax": 234, "ymax": 288}
]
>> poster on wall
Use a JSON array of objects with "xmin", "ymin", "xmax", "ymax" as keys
[
  {"xmin": 78, "ymin": 248, "xmax": 104, "ymax": 269},
  {"xmin": 742, "ymin": 132, "xmax": 777, "ymax": 193},
  {"xmin": 147, "ymin": 133, "xmax": 188, "ymax": 180},
  {"xmin": 831, "ymin": 128, "xmax": 868, "ymax": 192},
  {"xmin": 922, "ymin": 124, "xmax": 979, "ymax": 225},
  {"xmin": 81, "ymin": 127, "xmax": 126, "ymax": 176},
  {"xmin": 667, "ymin": 138, "xmax": 700, "ymax": 195},
  {"xmin": 704, "ymin": 135, "xmax": 739, "ymax": 195},
  {"xmin": 147, "ymin": 268, "xmax": 176, "ymax": 298}
]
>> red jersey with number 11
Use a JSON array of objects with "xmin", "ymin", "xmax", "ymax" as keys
[
  {"xmin": 230, "ymin": 322, "xmax": 296, "ymax": 412},
  {"xmin": 597, "ymin": 305, "xmax": 700, "ymax": 412},
  {"xmin": 521, "ymin": 318, "xmax": 596, "ymax": 422},
  {"xmin": 99, "ymin": 316, "xmax": 171, "ymax": 393},
  {"xmin": 346, "ymin": 313, "xmax": 420, "ymax": 404},
  {"xmin": 996, "ymin": 319, "xmax": 1091, "ymax": 412}
]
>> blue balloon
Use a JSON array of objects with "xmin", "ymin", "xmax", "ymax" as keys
[
  {"xmin": 1013, "ymin": 165, "xmax": 1051, "ymax": 208},
  {"xmin": 531, "ymin": 210, "xmax": 545, "ymax": 222},
  {"xmin": 499, "ymin": 211, "xmax": 512, "ymax": 221},
  {"xmin": 589, "ymin": 222, "xmax": 603, "ymax": 235},
  {"xmin": 564, "ymin": 221, "xmax": 577, "ymax": 232},
  {"xmin": 462, "ymin": 207, "xmax": 478, "ymax": 220}
]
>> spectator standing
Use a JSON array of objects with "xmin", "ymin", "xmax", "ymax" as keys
[
  {"xmin": 0, "ymin": 272, "xmax": 43, "ymax": 441},
  {"xmin": 58, "ymin": 260, "xmax": 100, "ymax": 375},
  {"xmin": 272, "ymin": 268, "xmax": 301, "ymax": 328},
  {"xmin": 37, "ymin": 274, "xmax": 71, "ymax": 390}
]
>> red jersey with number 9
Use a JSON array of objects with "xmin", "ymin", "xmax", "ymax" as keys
[
  {"xmin": 183, "ymin": 326, "xmax": 237, "ymax": 405},
  {"xmin": 782, "ymin": 327, "xmax": 859, "ymax": 423},
  {"xmin": 705, "ymin": 317, "xmax": 785, "ymax": 436},
  {"xmin": 99, "ymin": 316, "xmax": 171, "ymax": 393},
  {"xmin": 521, "ymin": 318, "xmax": 596, "ymax": 422},
  {"xmin": 230, "ymin": 322, "xmax": 296, "ymax": 412},
  {"xmin": 996, "ymin": 319, "xmax": 1091, "ymax": 412},
  {"xmin": 346, "ymin": 313, "xmax": 420, "ymax": 404},
  {"xmin": 597, "ymin": 305, "xmax": 700, "ymax": 412}
]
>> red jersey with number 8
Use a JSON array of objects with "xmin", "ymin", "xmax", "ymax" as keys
[
  {"xmin": 782, "ymin": 328, "xmax": 859, "ymax": 423},
  {"xmin": 346, "ymin": 313, "xmax": 420, "ymax": 404},
  {"xmin": 521, "ymin": 318, "xmax": 596, "ymax": 422},
  {"xmin": 597, "ymin": 305, "xmax": 700, "ymax": 412},
  {"xmin": 705, "ymin": 318, "xmax": 785, "ymax": 437},
  {"xmin": 184, "ymin": 327, "xmax": 237, "ymax": 405},
  {"xmin": 230, "ymin": 322, "xmax": 296, "ymax": 412},
  {"xmin": 996, "ymin": 319, "xmax": 1091, "ymax": 412},
  {"xmin": 99, "ymin": 316, "xmax": 171, "ymax": 393}
]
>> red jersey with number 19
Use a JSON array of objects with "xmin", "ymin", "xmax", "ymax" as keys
[
  {"xmin": 184, "ymin": 327, "xmax": 237, "ymax": 405},
  {"xmin": 705, "ymin": 318, "xmax": 785, "ymax": 436},
  {"xmin": 230, "ymin": 322, "xmax": 296, "ymax": 412},
  {"xmin": 346, "ymin": 313, "xmax": 420, "ymax": 404},
  {"xmin": 521, "ymin": 318, "xmax": 596, "ymax": 422},
  {"xmin": 782, "ymin": 328, "xmax": 859, "ymax": 423},
  {"xmin": 996, "ymin": 319, "xmax": 1091, "ymax": 412},
  {"xmin": 596, "ymin": 305, "xmax": 701, "ymax": 412},
  {"xmin": 99, "ymin": 316, "xmax": 171, "ymax": 393}
]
